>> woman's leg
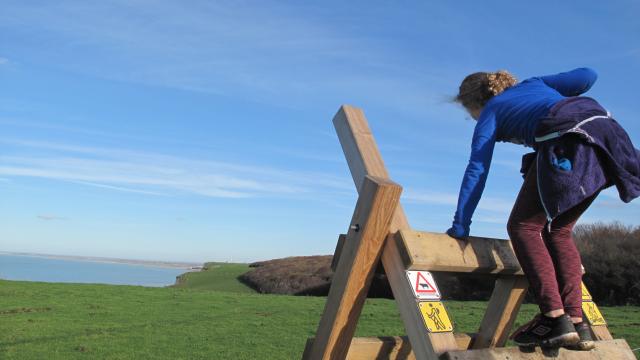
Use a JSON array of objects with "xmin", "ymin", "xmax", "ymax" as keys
[
  {"xmin": 507, "ymin": 163, "xmax": 565, "ymax": 316},
  {"xmin": 544, "ymin": 193, "xmax": 598, "ymax": 323}
]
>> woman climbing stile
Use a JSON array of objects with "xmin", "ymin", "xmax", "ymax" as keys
[{"xmin": 447, "ymin": 68, "xmax": 640, "ymax": 349}]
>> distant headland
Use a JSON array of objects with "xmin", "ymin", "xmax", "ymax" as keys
[{"xmin": 0, "ymin": 251, "xmax": 202, "ymax": 270}]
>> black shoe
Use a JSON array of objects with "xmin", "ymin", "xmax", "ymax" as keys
[
  {"xmin": 510, "ymin": 314, "xmax": 580, "ymax": 348},
  {"xmin": 565, "ymin": 321, "xmax": 595, "ymax": 351}
]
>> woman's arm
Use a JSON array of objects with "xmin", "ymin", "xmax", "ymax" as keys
[
  {"xmin": 540, "ymin": 67, "xmax": 598, "ymax": 96},
  {"xmin": 447, "ymin": 113, "xmax": 497, "ymax": 238}
]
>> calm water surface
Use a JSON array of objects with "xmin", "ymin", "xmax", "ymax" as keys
[{"xmin": 0, "ymin": 254, "xmax": 188, "ymax": 287}]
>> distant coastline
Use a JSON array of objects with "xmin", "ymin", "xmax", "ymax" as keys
[{"xmin": 0, "ymin": 251, "xmax": 202, "ymax": 270}]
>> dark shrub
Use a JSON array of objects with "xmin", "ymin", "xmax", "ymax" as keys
[
  {"xmin": 240, "ymin": 222, "xmax": 639, "ymax": 304},
  {"xmin": 240, "ymin": 256, "xmax": 333, "ymax": 296},
  {"xmin": 239, "ymin": 255, "xmax": 393, "ymax": 297},
  {"xmin": 239, "ymin": 255, "xmax": 494, "ymax": 299},
  {"xmin": 575, "ymin": 222, "xmax": 640, "ymax": 305}
]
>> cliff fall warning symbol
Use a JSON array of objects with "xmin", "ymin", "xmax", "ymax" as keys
[{"xmin": 406, "ymin": 271, "xmax": 441, "ymax": 300}]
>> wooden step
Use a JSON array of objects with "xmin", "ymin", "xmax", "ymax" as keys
[
  {"xmin": 303, "ymin": 334, "xmax": 473, "ymax": 360},
  {"xmin": 444, "ymin": 339, "xmax": 636, "ymax": 360}
]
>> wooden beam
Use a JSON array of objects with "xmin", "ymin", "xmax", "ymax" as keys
[
  {"xmin": 302, "ymin": 334, "xmax": 475, "ymax": 360},
  {"xmin": 591, "ymin": 325, "xmax": 614, "ymax": 341},
  {"xmin": 396, "ymin": 230, "xmax": 523, "ymax": 274},
  {"xmin": 331, "ymin": 234, "xmax": 347, "ymax": 272},
  {"xmin": 332, "ymin": 233, "xmax": 385, "ymax": 274},
  {"xmin": 381, "ymin": 238, "xmax": 460, "ymax": 358},
  {"xmin": 305, "ymin": 175, "xmax": 402, "ymax": 360},
  {"xmin": 443, "ymin": 339, "xmax": 636, "ymax": 360},
  {"xmin": 333, "ymin": 105, "xmax": 459, "ymax": 358},
  {"xmin": 333, "ymin": 105, "xmax": 410, "ymax": 231},
  {"xmin": 471, "ymin": 276, "xmax": 528, "ymax": 349}
]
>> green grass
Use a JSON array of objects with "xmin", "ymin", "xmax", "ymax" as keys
[
  {"xmin": 1, "ymin": 265, "xmax": 639, "ymax": 359},
  {"xmin": 171, "ymin": 262, "xmax": 255, "ymax": 293}
]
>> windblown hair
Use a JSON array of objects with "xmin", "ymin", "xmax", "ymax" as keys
[{"xmin": 455, "ymin": 70, "xmax": 518, "ymax": 110}]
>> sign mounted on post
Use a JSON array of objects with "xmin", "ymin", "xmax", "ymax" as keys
[
  {"xmin": 581, "ymin": 282, "xmax": 592, "ymax": 301},
  {"xmin": 418, "ymin": 301, "xmax": 453, "ymax": 333},
  {"xmin": 583, "ymin": 301, "xmax": 606, "ymax": 326},
  {"xmin": 406, "ymin": 270, "xmax": 441, "ymax": 300}
]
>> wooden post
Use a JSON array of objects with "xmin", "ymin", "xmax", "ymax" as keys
[
  {"xmin": 591, "ymin": 326, "xmax": 613, "ymax": 341},
  {"xmin": 471, "ymin": 276, "xmax": 528, "ymax": 349},
  {"xmin": 305, "ymin": 175, "xmax": 402, "ymax": 360},
  {"xmin": 333, "ymin": 105, "xmax": 410, "ymax": 230},
  {"xmin": 333, "ymin": 105, "xmax": 459, "ymax": 358}
]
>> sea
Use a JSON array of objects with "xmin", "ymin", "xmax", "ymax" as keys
[{"xmin": 0, "ymin": 254, "xmax": 193, "ymax": 287}]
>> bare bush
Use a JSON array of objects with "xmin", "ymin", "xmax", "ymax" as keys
[
  {"xmin": 575, "ymin": 222, "xmax": 640, "ymax": 305},
  {"xmin": 239, "ymin": 255, "xmax": 393, "ymax": 297},
  {"xmin": 239, "ymin": 222, "xmax": 639, "ymax": 304}
]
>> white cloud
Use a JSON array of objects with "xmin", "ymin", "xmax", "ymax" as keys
[
  {"xmin": 0, "ymin": 139, "xmax": 351, "ymax": 199},
  {"xmin": 404, "ymin": 189, "xmax": 513, "ymax": 213},
  {"xmin": 0, "ymin": 57, "xmax": 8, "ymax": 65},
  {"xmin": 404, "ymin": 190, "xmax": 458, "ymax": 206},
  {"xmin": 37, "ymin": 214, "xmax": 67, "ymax": 221},
  {"xmin": 0, "ymin": 2, "xmax": 457, "ymax": 116},
  {"xmin": 71, "ymin": 181, "xmax": 168, "ymax": 196},
  {"xmin": 474, "ymin": 215, "xmax": 508, "ymax": 224}
]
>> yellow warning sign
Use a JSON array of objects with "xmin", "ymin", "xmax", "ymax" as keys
[
  {"xmin": 582, "ymin": 301, "xmax": 606, "ymax": 326},
  {"xmin": 418, "ymin": 301, "xmax": 453, "ymax": 333},
  {"xmin": 581, "ymin": 282, "xmax": 592, "ymax": 301}
]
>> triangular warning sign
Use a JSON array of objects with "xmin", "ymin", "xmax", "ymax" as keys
[{"xmin": 415, "ymin": 272, "xmax": 437, "ymax": 294}]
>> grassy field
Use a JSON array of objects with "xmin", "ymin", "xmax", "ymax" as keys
[
  {"xmin": 171, "ymin": 262, "xmax": 255, "ymax": 293},
  {"xmin": 1, "ymin": 265, "xmax": 638, "ymax": 359}
]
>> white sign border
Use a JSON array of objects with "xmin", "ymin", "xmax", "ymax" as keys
[{"xmin": 406, "ymin": 270, "xmax": 441, "ymax": 300}]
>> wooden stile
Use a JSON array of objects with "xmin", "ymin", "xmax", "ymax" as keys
[
  {"xmin": 303, "ymin": 334, "xmax": 475, "ymax": 360},
  {"xmin": 305, "ymin": 175, "xmax": 402, "ymax": 360},
  {"xmin": 395, "ymin": 230, "xmax": 522, "ymax": 274},
  {"xmin": 303, "ymin": 105, "xmax": 630, "ymax": 360},
  {"xmin": 471, "ymin": 275, "xmax": 528, "ymax": 349},
  {"xmin": 444, "ymin": 339, "xmax": 636, "ymax": 360},
  {"xmin": 302, "ymin": 338, "xmax": 635, "ymax": 360},
  {"xmin": 333, "ymin": 105, "xmax": 459, "ymax": 358}
]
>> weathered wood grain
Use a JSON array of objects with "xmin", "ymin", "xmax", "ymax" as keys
[
  {"xmin": 302, "ymin": 334, "xmax": 475, "ymax": 360},
  {"xmin": 444, "ymin": 339, "xmax": 635, "ymax": 360},
  {"xmin": 396, "ymin": 230, "xmax": 523, "ymax": 274},
  {"xmin": 333, "ymin": 105, "xmax": 459, "ymax": 358},
  {"xmin": 472, "ymin": 276, "xmax": 528, "ymax": 349},
  {"xmin": 305, "ymin": 176, "xmax": 402, "ymax": 360}
]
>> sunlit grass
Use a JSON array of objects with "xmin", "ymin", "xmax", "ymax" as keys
[{"xmin": 1, "ymin": 268, "xmax": 638, "ymax": 359}]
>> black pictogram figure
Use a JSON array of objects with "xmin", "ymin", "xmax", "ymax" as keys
[{"xmin": 426, "ymin": 304, "xmax": 446, "ymax": 330}]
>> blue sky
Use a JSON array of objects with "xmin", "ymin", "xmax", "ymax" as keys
[{"xmin": 1, "ymin": 1, "xmax": 638, "ymax": 263}]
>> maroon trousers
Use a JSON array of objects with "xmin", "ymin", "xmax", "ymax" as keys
[{"xmin": 507, "ymin": 162, "xmax": 597, "ymax": 318}]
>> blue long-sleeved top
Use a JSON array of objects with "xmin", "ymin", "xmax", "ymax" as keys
[{"xmin": 448, "ymin": 68, "xmax": 598, "ymax": 238}]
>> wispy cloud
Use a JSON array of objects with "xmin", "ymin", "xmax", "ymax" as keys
[
  {"xmin": 474, "ymin": 214, "xmax": 508, "ymax": 224},
  {"xmin": 492, "ymin": 159, "xmax": 521, "ymax": 171},
  {"xmin": 70, "ymin": 181, "xmax": 168, "ymax": 196},
  {"xmin": 596, "ymin": 187, "xmax": 639, "ymax": 207},
  {"xmin": 37, "ymin": 214, "xmax": 67, "ymax": 221},
  {"xmin": 0, "ymin": 1, "xmax": 457, "ymax": 116},
  {"xmin": 404, "ymin": 190, "xmax": 458, "ymax": 207},
  {"xmin": 0, "ymin": 138, "xmax": 351, "ymax": 199},
  {"xmin": 404, "ymin": 189, "xmax": 513, "ymax": 213},
  {"xmin": 0, "ymin": 57, "xmax": 8, "ymax": 65}
]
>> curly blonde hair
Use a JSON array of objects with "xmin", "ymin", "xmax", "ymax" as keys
[{"xmin": 455, "ymin": 70, "xmax": 518, "ymax": 110}]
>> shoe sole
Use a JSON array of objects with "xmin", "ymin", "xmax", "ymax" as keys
[
  {"xmin": 565, "ymin": 340, "xmax": 596, "ymax": 351},
  {"xmin": 515, "ymin": 332, "xmax": 580, "ymax": 348},
  {"xmin": 541, "ymin": 332, "xmax": 580, "ymax": 348}
]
